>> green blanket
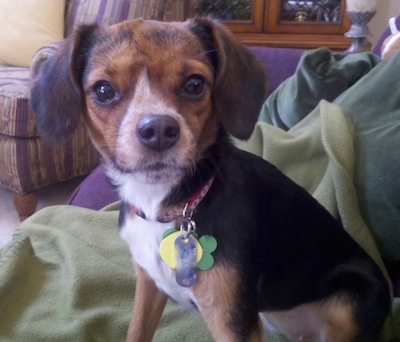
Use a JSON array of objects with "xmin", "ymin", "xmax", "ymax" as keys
[
  {"xmin": 1, "ymin": 49, "xmax": 399, "ymax": 341},
  {"xmin": 0, "ymin": 205, "xmax": 291, "ymax": 341}
]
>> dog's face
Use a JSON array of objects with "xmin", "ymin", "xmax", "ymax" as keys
[
  {"xmin": 83, "ymin": 20, "xmax": 217, "ymax": 183},
  {"xmin": 31, "ymin": 18, "xmax": 266, "ymax": 185}
]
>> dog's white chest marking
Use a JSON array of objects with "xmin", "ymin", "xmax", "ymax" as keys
[
  {"xmin": 114, "ymin": 173, "xmax": 197, "ymax": 309},
  {"xmin": 120, "ymin": 215, "xmax": 197, "ymax": 310}
]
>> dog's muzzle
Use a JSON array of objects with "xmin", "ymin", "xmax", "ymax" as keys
[{"xmin": 136, "ymin": 114, "xmax": 180, "ymax": 152}]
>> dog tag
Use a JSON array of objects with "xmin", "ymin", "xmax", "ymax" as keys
[
  {"xmin": 197, "ymin": 235, "xmax": 217, "ymax": 270},
  {"xmin": 175, "ymin": 234, "xmax": 197, "ymax": 287},
  {"xmin": 160, "ymin": 230, "xmax": 203, "ymax": 269},
  {"xmin": 159, "ymin": 218, "xmax": 218, "ymax": 287}
]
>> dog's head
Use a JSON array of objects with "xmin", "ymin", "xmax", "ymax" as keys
[{"xmin": 31, "ymin": 18, "xmax": 266, "ymax": 184}]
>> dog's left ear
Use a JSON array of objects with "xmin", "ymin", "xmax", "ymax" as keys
[
  {"xmin": 190, "ymin": 18, "xmax": 267, "ymax": 140},
  {"xmin": 30, "ymin": 24, "xmax": 99, "ymax": 144}
]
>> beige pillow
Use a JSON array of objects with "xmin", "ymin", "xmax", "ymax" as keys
[{"xmin": 0, "ymin": 0, "xmax": 65, "ymax": 67}]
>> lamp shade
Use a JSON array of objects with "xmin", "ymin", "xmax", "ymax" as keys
[{"xmin": 346, "ymin": 0, "xmax": 377, "ymax": 12}]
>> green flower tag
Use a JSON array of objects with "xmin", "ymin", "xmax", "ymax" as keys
[{"xmin": 197, "ymin": 235, "xmax": 217, "ymax": 270}]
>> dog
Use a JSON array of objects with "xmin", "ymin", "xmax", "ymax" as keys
[{"xmin": 31, "ymin": 17, "xmax": 391, "ymax": 341}]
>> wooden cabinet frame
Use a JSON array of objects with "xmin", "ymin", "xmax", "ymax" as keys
[{"xmin": 221, "ymin": 0, "xmax": 352, "ymax": 49}]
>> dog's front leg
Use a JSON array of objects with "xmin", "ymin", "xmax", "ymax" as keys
[
  {"xmin": 194, "ymin": 265, "xmax": 264, "ymax": 342},
  {"xmin": 126, "ymin": 263, "xmax": 167, "ymax": 342}
]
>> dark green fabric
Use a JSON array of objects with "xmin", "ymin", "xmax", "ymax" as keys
[
  {"xmin": 259, "ymin": 48, "xmax": 381, "ymax": 129},
  {"xmin": 334, "ymin": 50, "xmax": 400, "ymax": 261},
  {"xmin": 258, "ymin": 48, "xmax": 400, "ymax": 261}
]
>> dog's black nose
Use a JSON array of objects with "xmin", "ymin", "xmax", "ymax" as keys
[{"xmin": 136, "ymin": 114, "xmax": 180, "ymax": 151}]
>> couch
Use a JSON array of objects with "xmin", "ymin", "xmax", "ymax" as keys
[{"xmin": 0, "ymin": 0, "xmax": 171, "ymax": 220}]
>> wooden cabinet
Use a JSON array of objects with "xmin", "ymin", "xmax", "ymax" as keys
[{"xmin": 190, "ymin": 0, "xmax": 352, "ymax": 49}]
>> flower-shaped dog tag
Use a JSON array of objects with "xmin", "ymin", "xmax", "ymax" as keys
[{"xmin": 197, "ymin": 235, "xmax": 217, "ymax": 270}]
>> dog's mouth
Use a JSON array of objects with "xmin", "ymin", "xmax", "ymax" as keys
[
  {"xmin": 135, "ymin": 161, "xmax": 183, "ymax": 177},
  {"xmin": 138, "ymin": 161, "xmax": 169, "ymax": 172},
  {"xmin": 112, "ymin": 156, "xmax": 188, "ymax": 184}
]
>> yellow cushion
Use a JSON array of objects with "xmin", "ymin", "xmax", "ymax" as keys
[{"xmin": 0, "ymin": 0, "xmax": 65, "ymax": 67}]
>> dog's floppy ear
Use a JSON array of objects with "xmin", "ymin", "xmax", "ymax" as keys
[
  {"xmin": 30, "ymin": 24, "xmax": 99, "ymax": 144},
  {"xmin": 190, "ymin": 17, "xmax": 267, "ymax": 140}
]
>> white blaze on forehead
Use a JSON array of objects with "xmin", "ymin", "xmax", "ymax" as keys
[{"xmin": 126, "ymin": 68, "xmax": 174, "ymax": 119}]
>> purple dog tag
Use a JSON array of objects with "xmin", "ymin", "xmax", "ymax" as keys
[{"xmin": 175, "ymin": 234, "xmax": 197, "ymax": 287}]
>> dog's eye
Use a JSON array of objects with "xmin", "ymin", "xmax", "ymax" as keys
[
  {"xmin": 183, "ymin": 75, "xmax": 206, "ymax": 97},
  {"xmin": 92, "ymin": 81, "xmax": 119, "ymax": 104}
]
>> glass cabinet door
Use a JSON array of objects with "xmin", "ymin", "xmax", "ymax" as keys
[
  {"xmin": 189, "ymin": 0, "xmax": 265, "ymax": 33},
  {"xmin": 192, "ymin": 0, "xmax": 253, "ymax": 20},
  {"xmin": 184, "ymin": 0, "xmax": 351, "ymax": 49},
  {"xmin": 279, "ymin": 0, "xmax": 342, "ymax": 22},
  {"xmin": 266, "ymin": 0, "xmax": 349, "ymax": 35}
]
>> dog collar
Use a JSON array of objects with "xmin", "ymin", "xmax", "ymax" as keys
[{"xmin": 131, "ymin": 177, "xmax": 214, "ymax": 223}]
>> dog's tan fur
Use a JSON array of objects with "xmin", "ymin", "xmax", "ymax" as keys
[{"xmin": 127, "ymin": 263, "xmax": 168, "ymax": 341}]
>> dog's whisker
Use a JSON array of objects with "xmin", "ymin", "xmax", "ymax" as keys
[{"xmin": 195, "ymin": 48, "xmax": 219, "ymax": 58}]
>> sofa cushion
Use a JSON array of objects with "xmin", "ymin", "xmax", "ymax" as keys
[
  {"xmin": 0, "ymin": 65, "xmax": 37, "ymax": 138},
  {"xmin": 0, "ymin": 0, "xmax": 65, "ymax": 67}
]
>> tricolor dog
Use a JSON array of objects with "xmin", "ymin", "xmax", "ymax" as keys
[{"xmin": 31, "ymin": 18, "xmax": 390, "ymax": 341}]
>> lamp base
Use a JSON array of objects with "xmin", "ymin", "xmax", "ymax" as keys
[
  {"xmin": 346, "ymin": 37, "xmax": 367, "ymax": 53},
  {"xmin": 344, "ymin": 11, "xmax": 376, "ymax": 53}
]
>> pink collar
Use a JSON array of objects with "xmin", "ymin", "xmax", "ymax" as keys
[{"xmin": 130, "ymin": 177, "xmax": 214, "ymax": 223}]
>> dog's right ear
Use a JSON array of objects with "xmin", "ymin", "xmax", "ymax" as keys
[
  {"xmin": 189, "ymin": 18, "xmax": 267, "ymax": 140},
  {"xmin": 30, "ymin": 24, "xmax": 99, "ymax": 144}
]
